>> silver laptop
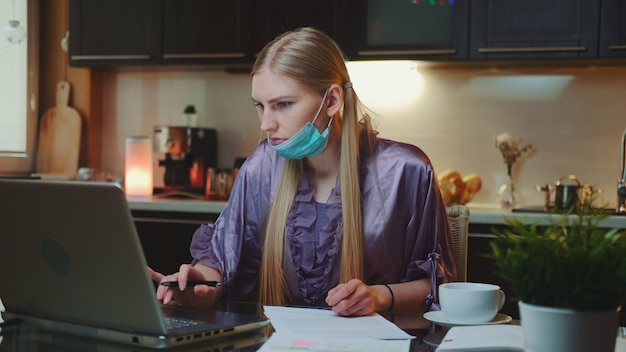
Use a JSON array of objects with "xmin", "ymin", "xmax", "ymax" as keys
[{"xmin": 0, "ymin": 179, "xmax": 269, "ymax": 349}]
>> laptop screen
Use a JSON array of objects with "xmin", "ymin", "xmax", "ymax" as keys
[{"xmin": 0, "ymin": 179, "xmax": 268, "ymax": 348}]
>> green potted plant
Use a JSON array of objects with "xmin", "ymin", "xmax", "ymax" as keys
[{"xmin": 489, "ymin": 209, "xmax": 626, "ymax": 352}]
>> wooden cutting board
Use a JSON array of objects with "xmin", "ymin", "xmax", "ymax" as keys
[{"xmin": 36, "ymin": 81, "xmax": 82, "ymax": 176}]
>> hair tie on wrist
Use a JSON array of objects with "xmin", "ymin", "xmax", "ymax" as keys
[{"xmin": 382, "ymin": 283, "xmax": 394, "ymax": 312}]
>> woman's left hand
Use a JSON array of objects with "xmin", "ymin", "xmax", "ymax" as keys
[{"xmin": 325, "ymin": 279, "xmax": 380, "ymax": 316}]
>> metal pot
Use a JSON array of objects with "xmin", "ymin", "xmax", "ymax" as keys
[
  {"xmin": 554, "ymin": 175, "xmax": 584, "ymax": 210},
  {"xmin": 537, "ymin": 175, "xmax": 599, "ymax": 212}
]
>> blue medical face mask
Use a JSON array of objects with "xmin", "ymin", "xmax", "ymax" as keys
[{"xmin": 268, "ymin": 89, "xmax": 333, "ymax": 160}]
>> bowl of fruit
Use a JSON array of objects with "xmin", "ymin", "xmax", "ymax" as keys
[{"xmin": 437, "ymin": 169, "xmax": 482, "ymax": 206}]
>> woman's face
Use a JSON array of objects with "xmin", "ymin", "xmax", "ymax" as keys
[{"xmin": 251, "ymin": 70, "xmax": 329, "ymax": 146}]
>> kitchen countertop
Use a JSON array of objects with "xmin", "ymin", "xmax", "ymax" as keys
[
  {"xmin": 127, "ymin": 196, "xmax": 228, "ymax": 214},
  {"xmin": 126, "ymin": 197, "xmax": 626, "ymax": 229},
  {"xmin": 468, "ymin": 204, "xmax": 626, "ymax": 229}
]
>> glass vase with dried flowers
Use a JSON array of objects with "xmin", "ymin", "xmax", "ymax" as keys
[{"xmin": 495, "ymin": 132, "xmax": 533, "ymax": 209}]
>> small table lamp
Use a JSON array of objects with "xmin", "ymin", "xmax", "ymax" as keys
[{"xmin": 125, "ymin": 136, "xmax": 153, "ymax": 196}]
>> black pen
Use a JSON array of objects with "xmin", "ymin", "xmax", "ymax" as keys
[{"xmin": 160, "ymin": 280, "xmax": 222, "ymax": 288}]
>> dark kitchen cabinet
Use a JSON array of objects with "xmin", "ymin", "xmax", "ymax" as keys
[
  {"xmin": 251, "ymin": 0, "xmax": 351, "ymax": 57},
  {"xmin": 69, "ymin": 0, "xmax": 162, "ymax": 66},
  {"xmin": 69, "ymin": 0, "xmax": 254, "ymax": 67},
  {"xmin": 469, "ymin": 0, "xmax": 601, "ymax": 60},
  {"xmin": 69, "ymin": 0, "xmax": 626, "ymax": 67},
  {"xmin": 161, "ymin": 0, "xmax": 253, "ymax": 65},
  {"xmin": 600, "ymin": 0, "xmax": 626, "ymax": 58},
  {"xmin": 350, "ymin": 0, "xmax": 469, "ymax": 61},
  {"xmin": 132, "ymin": 210, "xmax": 219, "ymax": 275}
]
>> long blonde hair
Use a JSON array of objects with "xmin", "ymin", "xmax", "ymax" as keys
[{"xmin": 252, "ymin": 27, "xmax": 377, "ymax": 306}]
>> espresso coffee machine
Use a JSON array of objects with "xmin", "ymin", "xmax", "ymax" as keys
[{"xmin": 153, "ymin": 126, "xmax": 217, "ymax": 198}]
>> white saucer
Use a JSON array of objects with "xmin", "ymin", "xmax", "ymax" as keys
[{"xmin": 423, "ymin": 311, "xmax": 512, "ymax": 327}]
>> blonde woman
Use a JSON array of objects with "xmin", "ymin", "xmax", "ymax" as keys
[{"xmin": 151, "ymin": 27, "xmax": 456, "ymax": 317}]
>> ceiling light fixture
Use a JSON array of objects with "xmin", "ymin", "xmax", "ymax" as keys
[{"xmin": 4, "ymin": 0, "xmax": 26, "ymax": 44}]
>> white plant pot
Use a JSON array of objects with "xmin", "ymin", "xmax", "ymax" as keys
[{"xmin": 518, "ymin": 301, "xmax": 620, "ymax": 352}]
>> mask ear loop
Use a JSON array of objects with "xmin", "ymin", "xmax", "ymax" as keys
[{"xmin": 311, "ymin": 88, "xmax": 330, "ymax": 125}]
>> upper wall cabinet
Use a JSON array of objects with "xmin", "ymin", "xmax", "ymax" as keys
[
  {"xmin": 161, "ymin": 0, "xmax": 253, "ymax": 65},
  {"xmin": 69, "ymin": 0, "xmax": 253, "ymax": 67},
  {"xmin": 469, "ymin": 0, "xmax": 600, "ymax": 60},
  {"xmin": 350, "ymin": 0, "xmax": 469, "ymax": 61},
  {"xmin": 251, "ymin": 0, "xmax": 351, "ymax": 57},
  {"xmin": 600, "ymin": 0, "xmax": 626, "ymax": 58},
  {"xmin": 69, "ymin": 0, "xmax": 626, "ymax": 66},
  {"xmin": 69, "ymin": 0, "xmax": 162, "ymax": 66}
]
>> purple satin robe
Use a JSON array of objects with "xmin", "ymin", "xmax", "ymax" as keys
[{"xmin": 190, "ymin": 138, "xmax": 457, "ymax": 310}]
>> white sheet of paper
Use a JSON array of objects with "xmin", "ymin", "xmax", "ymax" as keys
[
  {"xmin": 263, "ymin": 305, "xmax": 414, "ymax": 340},
  {"xmin": 436, "ymin": 325, "xmax": 524, "ymax": 351},
  {"xmin": 437, "ymin": 325, "xmax": 626, "ymax": 352},
  {"xmin": 257, "ymin": 333, "xmax": 411, "ymax": 352}
]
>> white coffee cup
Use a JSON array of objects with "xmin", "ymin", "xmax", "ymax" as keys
[{"xmin": 439, "ymin": 282, "xmax": 506, "ymax": 324}]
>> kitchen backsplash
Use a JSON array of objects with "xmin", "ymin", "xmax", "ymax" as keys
[{"xmin": 100, "ymin": 62, "xmax": 626, "ymax": 208}]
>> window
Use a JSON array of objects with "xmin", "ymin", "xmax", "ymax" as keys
[{"xmin": 0, "ymin": 0, "xmax": 38, "ymax": 174}]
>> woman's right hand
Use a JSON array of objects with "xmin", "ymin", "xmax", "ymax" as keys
[{"xmin": 149, "ymin": 264, "xmax": 222, "ymax": 310}]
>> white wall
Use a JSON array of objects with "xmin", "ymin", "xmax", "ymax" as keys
[{"xmin": 99, "ymin": 62, "xmax": 626, "ymax": 209}]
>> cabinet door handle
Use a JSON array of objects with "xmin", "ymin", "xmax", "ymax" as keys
[
  {"xmin": 358, "ymin": 49, "xmax": 457, "ymax": 56},
  {"xmin": 609, "ymin": 45, "xmax": 626, "ymax": 51},
  {"xmin": 162, "ymin": 53, "xmax": 246, "ymax": 59},
  {"xmin": 478, "ymin": 46, "xmax": 586, "ymax": 54},
  {"xmin": 70, "ymin": 55, "xmax": 151, "ymax": 60}
]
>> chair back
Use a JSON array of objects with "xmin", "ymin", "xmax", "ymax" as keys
[{"xmin": 445, "ymin": 205, "xmax": 470, "ymax": 282}]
